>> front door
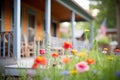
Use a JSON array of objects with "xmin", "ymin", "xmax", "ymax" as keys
[{"xmin": 27, "ymin": 11, "xmax": 36, "ymax": 43}]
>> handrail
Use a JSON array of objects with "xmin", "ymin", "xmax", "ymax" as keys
[{"xmin": 0, "ymin": 31, "xmax": 13, "ymax": 58}]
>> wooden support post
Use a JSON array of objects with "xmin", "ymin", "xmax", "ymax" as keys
[
  {"xmin": 71, "ymin": 11, "xmax": 75, "ymax": 48},
  {"xmin": 13, "ymin": 0, "xmax": 21, "ymax": 60}
]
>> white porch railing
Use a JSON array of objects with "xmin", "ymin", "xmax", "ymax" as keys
[
  {"xmin": 50, "ymin": 37, "xmax": 71, "ymax": 55},
  {"xmin": 0, "ymin": 31, "xmax": 13, "ymax": 58},
  {"xmin": 51, "ymin": 37, "xmax": 69, "ymax": 47},
  {"xmin": 51, "ymin": 37, "xmax": 90, "ymax": 52},
  {"xmin": 0, "ymin": 32, "xmax": 89, "ymax": 59}
]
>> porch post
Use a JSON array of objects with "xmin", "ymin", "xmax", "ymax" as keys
[
  {"xmin": 13, "ymin": 0, "xmax": 21, "ymax": 60},
  {"xmin": 89, "ymin": 21, "xmax": 94, "ymax": 48},
  {"xmin": 71, "ymin": 11, "xmax": 75, "ymax": 48},
  {"xmin": 45, "ymin": 0, "xmax": 51, "ymax": 49}
]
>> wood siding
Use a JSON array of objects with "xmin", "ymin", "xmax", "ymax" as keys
[
  {"xmin": 4, "ymin": 0, "xmax": 11, "ymax": 31},
  {"xmin": 3, "ymin": 0, "xmax": 60, "ymax": 41},
  {"xmin": 22, "ymin": 2, "xmax": 44, "ymax": 41},
  {"xmin": 22, "ymin": 7, "xmax": 27, "ymax": 37}
]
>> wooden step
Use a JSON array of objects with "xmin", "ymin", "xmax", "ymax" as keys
[
  {"xmin": 0, "ymin": 58, "xmax": 17, "ymax": 66},
  {"xmin": 4, "ymin": 58, "xmax": 34, "ymax": 76}
]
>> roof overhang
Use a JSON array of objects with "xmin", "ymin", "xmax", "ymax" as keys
[
  {"xmin": 21, "ymin": 0, "xmax": 94, "ymax": 22},
  {"xmin": 56, "ymin": 0, "xmax": 94, "ymax": 22}
]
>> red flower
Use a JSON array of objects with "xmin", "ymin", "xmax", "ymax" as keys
[
  {"xmin": 40, "ymin": 49, "xmax": 45, "ymax": 55},
  {"xmin": 34, "ymin": 56, "xmax": 47, "ymax": 65},
  {"xmin": 114, "ymin": 49, "xmax": 120, "ymax": 52},
  {"xmin": 63, "ymin": 41, "xmax": 72, "ymax": 49},
  {"xmin": 32, "ymin": 62, "xmax": 38, "ymax": 69},
  {"xmin": 52, "ymin": 52, "xmax": 59, "ymax": 58},
  {"xmin": 86, "ymin": 58, "xmax": 95, "ymax": 64}
]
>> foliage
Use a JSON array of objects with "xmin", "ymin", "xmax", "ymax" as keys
[
  {"xmin": 75, "ymin": 22, "xmax": 90, "ymax": 30},
  {"xmin": 89, "ymin": 0, "xmax": 116, "ymax": 28},
  {"xmin": 0, "ymin": 65, "xmax": 4, "ymax": 80},
  {"xmin": 97, "ymin": 36, "xmax": 109, "ymax": 45},
  {"xmin": 60, "ymin": 22, "xmax": 90, "ymax": 39},
  {"xmin": 2, "ymin": 40, "xmax": 120, "ymax": 80},
  {"xmin": 60, "ymin": 32, "xmax": 71, "ymax": 39},
  {"xmin": 4, "ymin": 40, "xmax": 119, "ymax": 80}
]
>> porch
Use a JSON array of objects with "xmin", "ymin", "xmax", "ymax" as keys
[
  {"xmin": 0, "ymin": 31, "xmax": 69, "ymax": 77},
  {"xmin": 0, "ymin": 0, "xmax": 94, "ymax": 76},
  {"xmin": 0, "ymin": 31, "xmax": 66, "ymax": 58},
  {"xmin": 0, "ymin": 31, "xmax": 90, "ymax": 59}
]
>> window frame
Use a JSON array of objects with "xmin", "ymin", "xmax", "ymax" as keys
[
  {"xmin": 27, "ymin": 9, "xmax": 36, "ymax": 43},
  {"xmin": 0, "ymin": 0, "xmax": 4, "ymax": 32}
]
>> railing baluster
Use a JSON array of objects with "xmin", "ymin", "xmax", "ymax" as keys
[
  {"xmin": 33, "ymin": 37, "xmax": 36, "ymax": 57},
  {"xmin": 0, "ymin": 34, "xmax": 1, "ymax": 57},
  {"xmin": 38, "ymin": 40, "xmax": 40, "ymax": 55},
  {"xmin": 0, "ymin": 31, "xmax": 13, "ymax": 58},
  {"xmin": 8, "ymin": 33, "xmax": 11, "ymax": 57},
  {"xmin": 3, "ymin": 33, "xmax": 6, "ymax": 58}
]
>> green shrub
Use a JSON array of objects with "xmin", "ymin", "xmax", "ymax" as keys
[{"xmin": 97, "ymin": 36, "xmax": 109, "ymax": 45}]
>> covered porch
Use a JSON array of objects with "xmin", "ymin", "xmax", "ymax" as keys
[{"xmin": 0, "ymin": 0, "xmax": 94, "ymax": 70}]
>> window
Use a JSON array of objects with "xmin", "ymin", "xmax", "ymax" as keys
[
  {"xmin": 0, "ymin": 0, "xmax": 4, "ymax": 32},
  {"xmin": 43, "ymin": 17, "xmax": 57, "ymax": 37},
  {"xmin": 27, "ymin": 10, "xmax": 36, "ymax": 43},
  {"xmin": 42, "ymin": 16, "xmax": 46, "ymax": 33},
  {"xmin": 51, "ymin": 22, "xmax": 57, "ymax": 37},
  {"xmin": 0, "ymin": 0, "xmax": 3, "ymax": 32}
]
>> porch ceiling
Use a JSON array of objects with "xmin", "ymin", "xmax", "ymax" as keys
[{"xmin": 21, "ymin": 0, "xmax": 88, "ymax": 22}]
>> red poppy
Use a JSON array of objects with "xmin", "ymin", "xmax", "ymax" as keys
[
  {"xmin": 63, "ymin": 41, "xmax": 72, "ymax": 49},
  {"xmin": 52, "ymin": 52, "xmax": 59, "ymax": 58},
  {"xmin": 32, "ymin": 62, "xmax": 38, "ymax": 69},
  {"xmin": 86, "ymin": 58, "xmax": 95, "ymax": 64},
  {"xmin": 34, "ymin": 56, "xmax": 47, "ymax": 65}
]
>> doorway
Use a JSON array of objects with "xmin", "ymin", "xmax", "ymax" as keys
[
  {"xmin": 27, "ymin": 10, "xmax": 36, "ymax": 43},
  {"xmin": 51, "ymin": 22, "xmax": 57, "ymax": 37}
]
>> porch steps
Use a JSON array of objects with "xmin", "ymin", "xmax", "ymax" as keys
[
  {"xmin": 0, "ymin": 58, "xmax": 17, "ymax": 66},
  {"xmin": 3, "ymin": 57, "xmax": 65, "ymax": 76},
  {"xmin": 4, "ymin": 58, "xmax": 34, "ymax": 76}
]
